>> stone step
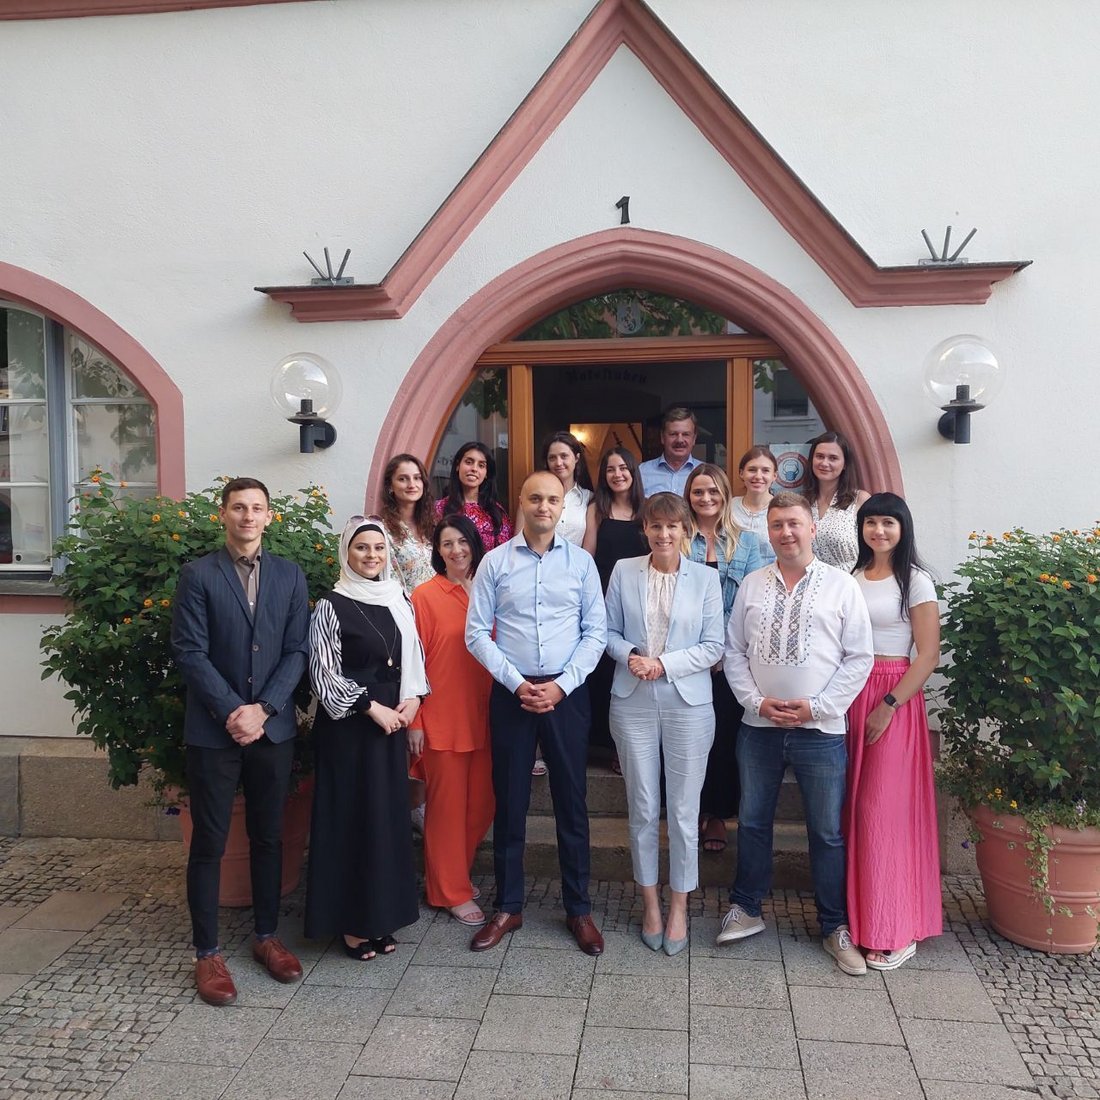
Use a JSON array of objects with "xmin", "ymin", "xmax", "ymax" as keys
[
  {"xmin": 471, "ymin": 814, "xmax": 812, "ymax": 890},
  {"xmin": 528, "ymin": 764, "xmax": 806, "ymax": 821}
]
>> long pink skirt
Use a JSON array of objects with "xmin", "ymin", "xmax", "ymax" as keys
[{"xmin": 844, "ymin": 659, "xmax": 943, "ymax": 950}]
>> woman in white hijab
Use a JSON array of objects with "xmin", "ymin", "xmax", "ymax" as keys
[{"xmin": 304, "ymin": 517, "xmax": 429, "ymax": 960}]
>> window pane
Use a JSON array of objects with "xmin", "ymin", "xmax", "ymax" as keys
[
  {"xmin": 68, "ymin": 334, "xmax": 143, "ymax": 399},
  {"xmin": 73, "ymin": 402, "xmax": 157, "ymax": 485},
  {"xmin": 0, "ymin": 485, "xmax": 51, "ymax": 567},
  {"xmin": 0, "ymin": 404, "xmax": 50, "ymax": 482},
  {"xmin": 1, "ymin": 307, "xmax": 46, "ymax": 400}
]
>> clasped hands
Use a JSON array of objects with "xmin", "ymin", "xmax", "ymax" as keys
[
  {"xmin": 516, "ymin": 680, "xmax": 565, "ymax": 714},
  {"xmin": 759, "ymin": 697, "xmax": 812, "ymax": 727},
  {"xmin": 226, "ymin": 703, "xmax": 268, "ymax": 746},
  {"xmin": 627, "ymin": 653, "xmax": 664, "ymax": 682}
]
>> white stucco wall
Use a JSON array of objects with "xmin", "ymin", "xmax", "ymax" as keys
[{"xmin": 2, "ymin": 0, "xmax": 1096, "ymax": 734}]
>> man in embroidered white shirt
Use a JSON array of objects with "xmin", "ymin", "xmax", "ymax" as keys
[{"xmin": 720, "ymin": 491, "xmax": 873, "ymax": 975}]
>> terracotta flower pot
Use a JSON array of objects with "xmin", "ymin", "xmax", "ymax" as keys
[
  {"xmin": 970, "ymin": 803, "xmax": 1100, "ymax": 954},
  {"xmin": 178, "ymin": 776, "xmax": 314, "ymax": 908}
]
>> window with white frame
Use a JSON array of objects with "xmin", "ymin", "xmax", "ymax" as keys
[{"xmin": 0, "ymin": 302, "xmax": 156, "ymax": 572}]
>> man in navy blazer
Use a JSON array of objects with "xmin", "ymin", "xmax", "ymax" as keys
[{"xmin": 171, "ymin": 476, "xmax": 309, "ymax": 1006}]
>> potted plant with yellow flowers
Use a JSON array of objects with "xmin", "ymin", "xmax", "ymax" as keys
[
  {"xmin": 937, "ymin": 525, "xmax": 1100, "ymax": 953},
  {"xmin": 40, "ymin": 471, "xmax": 339, "ymax": 904}
]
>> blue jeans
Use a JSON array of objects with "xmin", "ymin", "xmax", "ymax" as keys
[{"xmin": 731, "ymin": 723, "xmax": 848, "ymax": 936}]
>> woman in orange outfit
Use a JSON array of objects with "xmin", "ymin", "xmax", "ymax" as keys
[{"xmin": 409, "ymin": 513, "xmax": 495, "ymax": 925}]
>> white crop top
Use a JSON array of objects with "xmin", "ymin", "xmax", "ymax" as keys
[{"xmin": 854, "ymin": 568, "xmax": 938, "ymax": 655}]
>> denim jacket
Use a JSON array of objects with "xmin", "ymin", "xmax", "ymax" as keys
[{"xmin": 688, "ymin": 529, "xmax": 764, "ymax": 623}]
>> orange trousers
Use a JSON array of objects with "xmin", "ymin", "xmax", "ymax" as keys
[{"xmin": 421, "ymin": 745, "xmax": 495, "ymax": 908}]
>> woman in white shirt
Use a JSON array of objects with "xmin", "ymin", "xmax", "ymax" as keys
[
  {"xmin": 803, "ymin": 432, "xmax": 870, "ymax": 571},
  {"xmin": 846, "ymin": 493, "xmax": 942, "ymax": 970},
  {"xmin": 731, "ymin": 446, "xmax": 778, "ymax": 567}
]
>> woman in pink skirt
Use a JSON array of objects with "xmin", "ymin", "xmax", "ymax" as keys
[{"xmin": 846, "ymin": 492, "xmax": 942, "ymax": 969}]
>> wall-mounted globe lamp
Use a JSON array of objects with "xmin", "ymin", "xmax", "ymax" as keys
[
  {"xmin": 270, "ymin": 353, "xmax": 342, "ymax": 453},
  {"xmin": 922, "ymin": 335, "xmax": 1002, "ymax": 444}
]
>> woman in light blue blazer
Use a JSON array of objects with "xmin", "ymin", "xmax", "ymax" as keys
[
  {"xmin": 605, "ymin": 492, "xmax": 724, "ymax": 956},
  {"xmin": 684, "ymin": 463, "xmax": 764, "ymax": 854}
]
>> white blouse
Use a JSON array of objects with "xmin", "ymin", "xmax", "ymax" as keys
[
  {"xmin": 644, "ymin": 564, "xmax": 678, "ymax": 657},
  {"xmin": 557, "ymin": 484, "xmax": 593, "ymax": 545},
  {"xmin": 854, "ymin": 568, "xmax": 938, "ymax": 655},
  {"xmin": 811, "ymin": 495, "xmax": 860, "ymax": 572}
]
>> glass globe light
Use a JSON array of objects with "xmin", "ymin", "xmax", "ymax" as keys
[
  {"xmin": 270, "ymin": 353, "xmax": 342, "ymax": 418},
  {"xmin": 922, "ymin": 335, "xmax": 1002, "ymax": 406}
]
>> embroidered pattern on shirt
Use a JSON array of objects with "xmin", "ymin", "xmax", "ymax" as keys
[{"xmin": 758, "ymin": 566, "xmax": 820, "ymax": 667}]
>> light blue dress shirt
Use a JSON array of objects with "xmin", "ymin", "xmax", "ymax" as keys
[
  {"xmin": 637, "ymin": 454, "xmax": 701, "ymax": 497},
  {"xmin": 466, "ymin": 532, "xmax": 607, "ymax": 697},
  {"xmin": 687, "ymin": 529, "xmax": 764, "ymax": 623}
]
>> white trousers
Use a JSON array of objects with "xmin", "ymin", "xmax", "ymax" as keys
[{"xmin": 609, "ymin": 679, "xmax": 715, "ymax": 893}]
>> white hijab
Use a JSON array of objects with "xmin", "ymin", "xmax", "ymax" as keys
[{"xmin": 333, "ymin": 516, "xmax": 429, "ymax": 701}]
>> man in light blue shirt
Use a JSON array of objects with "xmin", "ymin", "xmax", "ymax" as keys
[
  {"xmin": 637, "ymin": 406, "xmax": 701, "ymax": 496},
  {"xmin": 466, "ymin": 472, "xmax": 607, "ymax": 955}
]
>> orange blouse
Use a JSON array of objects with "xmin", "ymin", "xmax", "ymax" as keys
[{"xmin": 411, "ymin": 574, "xmax": 492, "ymax": 753}]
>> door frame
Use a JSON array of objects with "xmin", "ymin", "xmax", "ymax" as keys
[{"xmin": 473, "ymin": 335, "xmax": 782, "ymax": 509}]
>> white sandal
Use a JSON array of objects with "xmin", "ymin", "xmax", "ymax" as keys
[{"xmin": 865, "ymin": 941, "xmax": 917, "ymax": 970}]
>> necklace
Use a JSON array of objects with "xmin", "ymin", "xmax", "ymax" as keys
[{"xmin": 350, "ymin": 602, "xmax": 398, "ymax": 668}]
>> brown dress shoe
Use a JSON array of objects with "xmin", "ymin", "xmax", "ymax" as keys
[
  {"xmin": 567, "ymin": 914, "xmax": 604, "ymax": 956},
  {"xmin": 469, "ymin": 911, "xmax": 523, "ymax": 952},
  {"xmin": 252, "ymin": 937, "xmax": 303, "ymax": 983},
  {"xmin": 195, "ymin": 953, "xmax": 237, "ymax": 1006}
]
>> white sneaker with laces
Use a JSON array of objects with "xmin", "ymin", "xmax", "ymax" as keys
[
  {"xmin": 823, "ymin": 925, "xmax": 867, "ymax": 975},
  {"xmin": 716, "ymin": 904, "xmax": 765, "ymax": 945}
]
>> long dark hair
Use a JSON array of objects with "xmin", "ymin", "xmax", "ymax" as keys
[
  {"xmin": 441, "ymin": 441, "xmax": 507, "ymax": 539},
  {"xmin": 541, "ymin": 430, "xmax": 594, "ymax": 490},
  {"xmin": 804, "ymin": 431, "xmax": 861, "ymax": 510},
  {"xmin": 379, "ymin": 453, "xmax": 435, "ymax": 543},
  {"xmin": 593, "ymin": 446, "xmax": 645, "ymax": 524},
  {"xmin": 430, "ymin": 513, "xmax": 485, "ymax": 580},
  {"xmin": 854, "ymin": 492, "xmax": 932, "ymax": 619}
]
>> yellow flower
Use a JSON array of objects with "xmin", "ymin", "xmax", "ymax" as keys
[
  {"xmin": 1052, "ymin": 534, "xmax": 1062, "ymax": 542},
  {"xmin": 315, "ymin": 543, "xmax": 323, "ymax": 551},
  {"xmin": 151, "ymin": 514, "xmax": 161, "ymax": 523},
  {"xmin": 1039, "ymin": 573, "xmax": 1050, "ymax": 582},
  {"xmin": 1003, "ymin": 532, "xmax": 1012, "ymax": 540},
  {"xmin": 209, "ymin": 514, "xmax": 218, "ymax": 522},
  {"xmin": 274, "ymin": 513, "xmax": 283, "ymax": 522},
  {"xmin": 994, "ymin": 788, "xmax": 1002, "ymax": 796},
  {"xmin": 160, "ymin": 599, "xmax": 171, "ymax": 608},
  {"xmin": 1063, "ymin": 580, "xmax": 1072, "ymax": 590},
  {"xmin": 177, "ymin": 509, "xmax": 187, "ymax": 518},
  {"xmin": 1009, "ymin": 800, "xmax": 1018, "ymax": 809},
  {"xmin": 325, "ymin": 556, "xmax": 335, "ymax": 565},
  {"xmin": 171, "ymin": 533, "xmax": 181, "ymax": 541},
  {"xmin": 1023, "ymin": 676, "xmax": 1032, "ymax": 683},
  {"xmin": 143, "ymin": 598, "xmax": 153, "ymax": 608},
  {"xmin": 968, "ymin": 531, "xmax": 977, "ymax": 540},
  {"xmin": 122, "ymin": 617, "xmax": 132, "ymax": 624}
]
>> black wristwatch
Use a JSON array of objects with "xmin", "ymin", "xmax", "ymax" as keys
[
  {"xmin": 883, "ymin": 693, "xmax": 900, "ymax": 710},
  {"xmin": 259, "ymin": 701, "xmax": 277, "ymax": 717}
]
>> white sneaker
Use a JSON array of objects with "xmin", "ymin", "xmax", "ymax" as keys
[
  {"xmin": 823, "ymin": 925, "xmax": 867, "ymax": 976},
  {"xmin": 716, "ymin": 905, "xmax": 765, "ymax": 944},
  {"xmin": 410, "ymin": 804, "xmax": 426, "ymax": 835}
]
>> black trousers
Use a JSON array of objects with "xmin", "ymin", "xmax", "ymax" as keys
[
  {"xmin": 489, "ymin": 682, "xmax": 592, "ymax": 917},
  {"xmin": 698, "ymin": 670, "xmax": 745, "ymax": 820},
  {"xmin": 185, "ymin": 736, "xmax": 295, "ymax": 952}
]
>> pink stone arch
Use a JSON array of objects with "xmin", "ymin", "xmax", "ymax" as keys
[
  {"xmin": 0, "ymin": 262, "xmax": 185, "ymax": 497},
  {"xmin": 367, "ymin": 228, "xmax": 902, "ymax": 506}
]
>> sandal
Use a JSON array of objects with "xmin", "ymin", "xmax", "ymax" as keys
[
  {"xmin": 370, "ymin": 935, "xmax": 397, "ymax": 955},
  {"xmin": 865, "ymin": 941, "xmax": 917, "ymax": 970},
  {"xmin": 531, "ymin": 758, "xmax": 548, "ymax": 777},
  {"xmin": 449, "ymin": 902, "xmax": 487, "ymax": 927},
  {"xmin": 700, "ymin": 815, "xmax": 728, "ymax": 852},
  {"xmin": 342, "ymin": 936, "xmax": 376, "ymax": 961}
]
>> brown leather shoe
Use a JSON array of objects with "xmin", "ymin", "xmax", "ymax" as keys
[
  {"xmin": 469, "ymin": 911, "xmax": 522, "ymax": 952},
  {"xmin": 252, "ymin": 936, "xmax": 303, "ymax": 983},
  {"xmin": 194, "ymin": 953, "xmax": 237, "ymax": 1006},
  {"xmin": 567, "ymin": 914, "xmax": 604, "ymax": 956}
]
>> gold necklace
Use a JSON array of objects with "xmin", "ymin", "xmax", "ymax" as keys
[{"xmin": 350, "ymin": 601, "xmax": 398, "ymax": 668}]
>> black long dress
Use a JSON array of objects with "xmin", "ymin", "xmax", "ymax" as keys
[
  {"xmin": 304, "ymin": 592, "xmax": 420, "ymax": 940},
  {"xmin": 589, "ymin": 517, "xmax": 649, "ymax": 753}
]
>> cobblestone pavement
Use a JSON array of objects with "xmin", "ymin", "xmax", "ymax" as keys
[{"xmin": 0, "ymin": 836, "xmax": 1095, "ymax": 1099}]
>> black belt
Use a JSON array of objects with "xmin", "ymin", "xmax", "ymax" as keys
[{"xmin": 523, "ymin": 674, "xmax": 563, "ymax": 684}]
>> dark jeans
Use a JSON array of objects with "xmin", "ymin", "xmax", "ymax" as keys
[
  {"xmin": 489, "ymin": 682, "xmax": 592, "ymax": 917},
  {"xmin": 730, "ymin": 723, "xmax": 848, "ymax": 936},
  {"xmin": 185, "ymin": 737, "xmax": 295, "ymax": 952}
]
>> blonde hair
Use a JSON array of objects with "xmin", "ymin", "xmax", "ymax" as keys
[{"xmin": 684, "ymin": 463, "xmax": 745, "ymax": 558}]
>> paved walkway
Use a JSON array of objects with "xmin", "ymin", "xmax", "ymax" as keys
[{"xmin": 0, "ymin": 837, "xmax": 1096, "ymax": 1099}]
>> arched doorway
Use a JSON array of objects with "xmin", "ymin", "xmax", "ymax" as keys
[{"xmin": 368, "ymin": 228, "xmax": 901, "ymax": 506}]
